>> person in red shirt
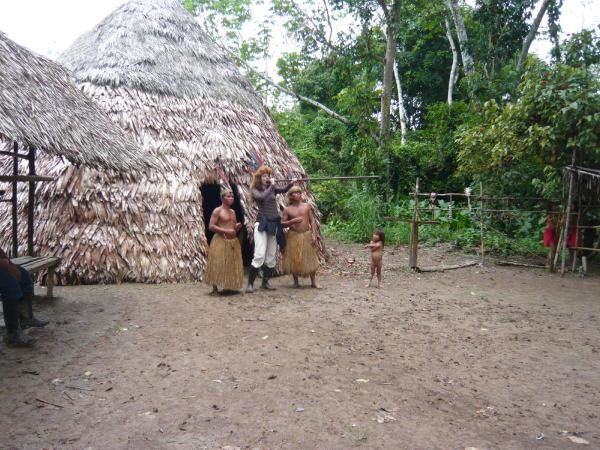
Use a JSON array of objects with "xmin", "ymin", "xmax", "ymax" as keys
[{"xmin": 543, "ymin": 212, "xmax": 558, "ymax": 271}]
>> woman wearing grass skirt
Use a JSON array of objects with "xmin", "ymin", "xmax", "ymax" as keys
[{"xmin": 205, "ymin": 188, "xmax": 244, "ymax": 294}]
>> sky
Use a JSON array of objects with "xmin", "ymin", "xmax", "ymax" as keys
[{"xmin": 0, "ymin": 0, "xmax": 599, "ymax": 62}]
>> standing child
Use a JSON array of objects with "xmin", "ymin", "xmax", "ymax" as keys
[
  {"xmin": 204, "ymin": 188, "xmax": 244, "ymax": 295},
  {"xmin": 281, "ymin": 185, "xmax": 320, "ymax": 288},
  {"xmin": 365, "ymin": 229, "xmax": 384, "ymax": 288}
]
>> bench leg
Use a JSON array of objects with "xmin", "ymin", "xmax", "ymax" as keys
[{"xmin": 47, "ymin": 267, "xmax": 55, "ymax": 298}]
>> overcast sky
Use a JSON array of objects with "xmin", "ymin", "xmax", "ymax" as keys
[{"xmin": 1, "ymin": 0, "xmax": 599, "ymax": 61}]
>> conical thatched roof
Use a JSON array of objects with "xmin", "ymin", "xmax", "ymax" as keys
[
  {"xmin": 0, "ymin": 32, "xmax": 151, "ymax": 172},
  {"xmin": 0, "ymin": 0, "xmax": 323, "ymax": 283}
]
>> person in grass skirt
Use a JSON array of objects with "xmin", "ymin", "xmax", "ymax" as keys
[{"xmin": 204, "ymin": 188, "xmax": 244, "ymax": 294}]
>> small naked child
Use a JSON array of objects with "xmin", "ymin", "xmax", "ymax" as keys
[{"xmin": 365, "ymin": 228, "xmax": 384, "ymax": 288}]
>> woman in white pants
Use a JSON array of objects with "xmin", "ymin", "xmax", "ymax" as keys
[{"xmin": 246, "ymin": 166, "xmax": 296, "ymax": 292}]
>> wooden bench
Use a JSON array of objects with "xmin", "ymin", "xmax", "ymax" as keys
[{"xmin": 10, "ymin": 256, "xmax": 62, "ymax": 298}]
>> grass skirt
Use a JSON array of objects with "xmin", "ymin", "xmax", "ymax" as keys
[
  {"xmin": 204, "ymin": 235, "xmax": 244, "ymax": 290},
  {"xmin": 283, "ymin": 230, "xmax": 319, "ymax": 276}
]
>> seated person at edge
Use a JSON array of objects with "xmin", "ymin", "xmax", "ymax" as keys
[
  {"xmin": 246, "ymin": 166, "xmax": 296, "ymax": 292},
  {"xmin": 0, "ymin": 249, "xmax": 48, "ymax": 346},
  {"xmin": 204, "ymin": 188, "xmax": 244, "ymax": 295},
  {"xmin": 365, "ymin": 228, "xmax": 385, "ymax": 288},
  {"xmin": 281, "ymin": 186, "xmax": 320, "ymax": 288}
]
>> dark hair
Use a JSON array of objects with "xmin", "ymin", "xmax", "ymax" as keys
[{"xmin": 374, "ymin": 228, "xmax": 385, "ymax": 246}]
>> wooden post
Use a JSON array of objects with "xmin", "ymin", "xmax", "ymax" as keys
[
  {"xmin": 46, "ymin": 267, "xmax": 55, "ymax": 298},
  {"xmin": 409, "ymin": 178, "xmax": 420, "ymax": 269},
  {"xmin": 571, "ymin": 196, "xmax": 583, "ymax": 273},
  {"xmin": 11, "ymin": 142, "xmax": 19, "ymax": 257},
  {"xmin": 479, "ymin": 181, "xmax": 484, "ymax": 266},
  {"xmin": 448, "ymin": 194, "xmax": 453, "ymax": 220},
  {"xmin": 27, "ymin": 146, "xmax": 36, "ymax": 256},
  {"xmin": 560, "ymin": 154, "xmax": 576, "ymax": 275}
]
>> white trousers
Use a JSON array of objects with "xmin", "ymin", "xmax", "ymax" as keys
[{"xmin": 251, "ymin": 223, "xmax": 278, "ymax": 269}]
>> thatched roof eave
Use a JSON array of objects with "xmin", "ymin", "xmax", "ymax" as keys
[{"xmin": 0, "ymin": 31, "xmax": 155, "ymax": 172}]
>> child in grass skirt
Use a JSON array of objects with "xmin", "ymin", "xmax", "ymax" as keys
[
  {"xmin": 205, "ymin": 188, "xmax": 244, "ymax": 294},
  {"xmin": 281, "ymin": 186, "xmax": 320, "ymax": 288}
]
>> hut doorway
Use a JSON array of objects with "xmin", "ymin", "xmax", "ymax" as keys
[{"xmin": 200, "ymin": 184, "xmax": 253, "ymax": 266}]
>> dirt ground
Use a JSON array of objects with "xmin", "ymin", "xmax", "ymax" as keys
[{"xmin": 1, "ymin": 240, "xmax": 599, "ymax": 450}]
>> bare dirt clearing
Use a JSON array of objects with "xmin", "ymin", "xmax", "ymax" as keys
[{"xmin": 1, "ymin": 240, "xmax": 599, "ymax": 449}]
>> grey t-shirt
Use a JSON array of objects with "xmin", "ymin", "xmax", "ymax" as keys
[{"xmin": 252, "ymin": 183, "xmax": 293, "ymax": 220}]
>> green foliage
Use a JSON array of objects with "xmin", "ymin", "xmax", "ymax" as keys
[
  {"xmin": 457, "ymin": 30, "xmax": 600, "ymax": 199},
  {"xmin": 322, "ymin": 188, "xmax": 385, "ymax": 242}
]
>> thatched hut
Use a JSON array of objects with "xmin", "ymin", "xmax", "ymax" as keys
[
  {"xmin": 3, "ymin": 0, "xmax": 322, "ymax": 283},
  {"xmin": 0, "ymin": 31, "xmax": 151, "ymax": 258},
  {"xmin": 0, "ymin": 31, "xmax": 148, "ymax": 171}
]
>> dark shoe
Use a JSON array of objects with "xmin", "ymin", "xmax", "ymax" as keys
[
  {"xmin": 246, "ymin": 266, "xmax": 260, "ymax": 293},
  {"xmin": 261, "ymin": 267, "xmax": 276, "ymax": 290},
  {"xmin": 21, "ymin": 317, "xmax": 49, "ymax": 329},
  {"xmin": 6, "ymin": 329, "xmax": 34, "ymax": 346},
  {"xmin": 20, "ymin": 296, "xmax": 49, "ymax": 328},
  {"xmin": 3, "ymin": 300, "xmax": 35, "ymax": 346}
]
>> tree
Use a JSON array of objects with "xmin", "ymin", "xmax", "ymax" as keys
[
  {"xmin": 517, "ymin": 0, "xmax": 552, "ymax": 68},
  {"xmin": 377, "ymin": 0, "xmax": 401, "ymax": 141},
  {"xmin": 457, "ymin": 30, "xmax": 600, "ymax": 198},
  {"xmin": 444, "ymin": 14, "xmax": 460, "ymax": 104},
  {"xmin": 444, "ymin": 0, "xmax": 474, "ymax": 78}
]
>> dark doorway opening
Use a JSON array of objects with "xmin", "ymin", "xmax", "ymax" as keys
[{"xmin": 200, "ymin": 183, "xmax": 253, "ymax": 266}]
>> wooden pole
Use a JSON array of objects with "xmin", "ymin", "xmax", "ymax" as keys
[
  {"xmin": 0, "ymin": 175, "xmax": 54, "ymax": 182},
  {"xmin": 560, "ymin": 155, "xmax": 577, "ymax": 275},
  {"xmin": 11, "ymin": 142, "xmax": 18, "ymax": 257},
  {"xmin": 448, "ymin": 194, "xmax": 453, "ymax": 220},
  {"xmin": 27, "ymin": 147, "xmax": 35, "ymax": 256},
  {"xmin": 409, "ymin": 177, "xmax": 420, "ymax": 269},
  {"xmin": 419, "ymin": 261, "xmax": 477, "ymax": 272},
  {"xmin": 571, "ymin": 194, "xmax": 582, "ymax": 272},
  {"xmin": 274, "ymin": 175, "xmax": 380, "ymax": 182},
  {"xmin": 479, "ymin": 181, "xmax": 484, "ymax": 266}
]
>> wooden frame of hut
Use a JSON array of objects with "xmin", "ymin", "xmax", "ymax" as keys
[
  {"xmin": 7, "ymin": 0, "xmax": 322, "ymax": 284},
  {"xmin": 558, "ymin": 165, "xmax": 600, "ymax": 274},
  {"xmin": 0, "ymin": 31, "xmax": 150, "ymax": 260}
]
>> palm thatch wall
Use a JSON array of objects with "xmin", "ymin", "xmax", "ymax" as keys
[
  {"xmin": 0, "ymin": 31, "xmax": 149, "ymax": 171},
  {"xmin": 1, "ymin": 0, "xmax": 323, "ymax": 284}
]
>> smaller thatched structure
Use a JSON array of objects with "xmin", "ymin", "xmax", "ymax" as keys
[
  {"xmin": 0, "ymin": 31, "xmax": 150, "ymax": 172},
  {"xmin": 563, "ymin": 166, "xmax": 600, "ymax": 200},
  {"xmin": 0, "ymin": 31, "xmax": 154, "ymax": 258}
]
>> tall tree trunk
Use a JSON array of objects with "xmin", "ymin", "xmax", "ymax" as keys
[
  {"xmin": 393, "ymin": 58, "xmax": 407, "ymax": 145},
  {"xmin": 445, "ymin": 0, "xmax": 474, "ymax": 77},
  {"xmin": 378, "ymin": 0, "xmax": 401, "ymax": 142},
  {"xmin": 518, "ymin": 0, "xmax": 552, "ymax": 68},
  {"xmin": 444, "ymin": 15, "xmax": 459, "ymax": 105}
]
